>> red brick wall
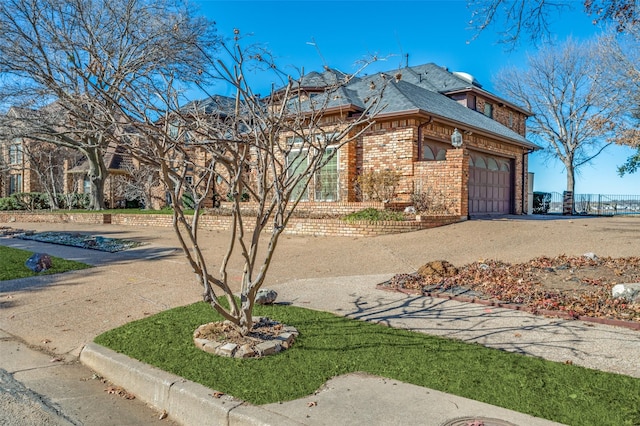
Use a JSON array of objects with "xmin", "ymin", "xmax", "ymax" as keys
[
  {"xmin": 414, "ymin": 148, "xmax": 468, "ymax": 217},
  {"xmin": 0, "ymin": 210, "xmax": 463, "ymax": 237}
]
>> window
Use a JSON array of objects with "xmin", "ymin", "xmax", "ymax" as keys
[
  {"xmin": 286, "ymin": 136, "xmax": 304, "ymax": 147},
  {"xmin": 286, "ymin": 149, "xmax": 309, "ymax": 201},
  {"xmin": 83, "ymin": 177, "xmax": 91, "ymax": 194},
  {"xmin": 487, "ymin": 158, "xmax": 499, "ymax": 171},
  {"xmin": 421, "ymin": 140, "xmax": 449, "ymax": 161},
  {"xmin": 483, "ymin": 102, "xmax": 493, "ymax": 118},
  {"xmin": 9, "ymin": 174, "xmax": 22, "ymax": 194},
  {"xmin": 9, "ymin": 143, "xmax": 23, "ymax": 165},
  {"xmin": 314, "ymin": 147, "xmax": 339, "ymax": 201}
]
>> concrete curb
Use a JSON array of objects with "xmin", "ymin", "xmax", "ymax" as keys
[{"xmin": 80, "ymin": 342, "xmax": 302, "ymax": 426}]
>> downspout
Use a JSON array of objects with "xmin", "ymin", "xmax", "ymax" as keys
[
  {"xmin": 522, "ymin": 148, "xmax": 535, "ymax": 215},
  {"xmin": 416, "ymin": 117, "xmax": 433, "ymax": 160},
  {"xmin": 416, "ymin": 117, "xmax": 433, "ymax": 195}
]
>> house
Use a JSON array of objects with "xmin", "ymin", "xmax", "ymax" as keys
[
  {"xmin": 0, "ymin": 104, "xmax": 137, "ymax": 209},
  {"xmin": 2, "ymin": 62, "xmax": 538, "ymax": 219},
  {"xmin": 275, "ymin": 63, "xmax": 538, "ymax": 217},
  {"xmin": 0, "ymin": 107, "xmax": 78, "ymax": 200}
]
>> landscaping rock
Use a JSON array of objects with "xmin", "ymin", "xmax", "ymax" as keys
[
  {"xmin": 215, "ymin": 343, "xmax": 238, "ymax": 357},
  {"xmin": 235, "ymin": 344, "xmax": 257, "ymax": 358},
  {"xmin": 255, "ymin": 341, "xmax": 281, "ymax": 356},
  {"xmin": 612, "ymin": 283, "xmax": 640, "ymax": 303},
  {"xmin": 275, "ymin": 332, "xmax": 295, "ymax": 349},
  {"xmin": 202, "ymin": 341, "xmax": 222, "ymax": 354},
  {"xmin": 193, "ymin": 319, "xmax": 298, "ymax": 358},
  {"xmin": 25, "ymin": 253, "xmax": 53, "ymax": 273},
  {"xmin": 255, "ymin": 289, "xmax": 278, "ymax": 305}
]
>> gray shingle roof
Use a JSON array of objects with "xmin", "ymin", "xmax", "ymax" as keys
[
  {"xmin": 193, "ymin": 63, "xmax": 537, "ymax": 149},
  {"xmin": 300, "ymin": 64, "xmax": 536, "ymax": 149},
  {"xmin": 297, "ymin": 69, "xmax": 356, "ymax": 89},
  {"xmin": 378, "ymin": 79, "xmax": 533, "ymax": 147},
  {"xmin": 398, "ymin": 63, "xmax": 479, "ymax": 92}
]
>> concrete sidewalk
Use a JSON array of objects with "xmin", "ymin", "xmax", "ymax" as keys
[{"xmin": 1, "ymin": 219, "xmax": 639, "ymax": 425}]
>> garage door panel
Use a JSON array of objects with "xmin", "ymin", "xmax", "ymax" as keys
[{"xmin": 469, "ymin": 153, "xmax": 513, "ymax": 216}]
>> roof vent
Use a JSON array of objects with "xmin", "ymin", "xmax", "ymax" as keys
[{"xmin": 452, "ymin": 71, "xmax": 481, "ymax": 87}]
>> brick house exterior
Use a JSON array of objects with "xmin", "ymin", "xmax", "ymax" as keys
[
  {"xmin": 0, "ymin": 107, "xmax": 75, "ymax": 199},
  {"xmin": 2, "ymin": 63, "xmax": 537, "ymax": 219},
  {"xmin": 279, "ymin": 63, "xmax": 538, "ymax": 217}
]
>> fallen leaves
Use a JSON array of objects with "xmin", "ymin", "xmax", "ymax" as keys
[
  {"xmin": 105, "ymin": 385, "xmax": 135, "ymax": 400},
  {"xmin": 386, "ymin": 255, "xmax": 640, "ymax": 323}
]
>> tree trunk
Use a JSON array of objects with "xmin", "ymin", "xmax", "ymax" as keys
[
  {"xmin": 564, "ymin": 158, "xmax": 576, "ymax": 214},
  {"xmin": 565, "ymin": 162, "xmax": 576, "ymax": 194},
  {"xmin": 82, "ymin": 146, "xmax": 107, "ymax": 210},
  {"xmin": 239, "ymin": 294, "xmax": 254, "ymax": 336}
]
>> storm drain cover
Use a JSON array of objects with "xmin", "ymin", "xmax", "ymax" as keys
[{"xmin": 441, "ymin": 417, "xmax": 518, "ymax": 426}]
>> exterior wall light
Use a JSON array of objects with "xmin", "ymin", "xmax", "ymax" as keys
[{"xmin": 451, "ymin": 128, "xmax": 463, "ymax": 148}]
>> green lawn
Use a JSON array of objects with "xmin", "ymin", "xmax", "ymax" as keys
[
  {"xmin": 0, "ymin": 245, "xmax": 91, "ymax": 281},
  {"xmin": 95, "ymin": 302, "xmax": 640, "ymax": 426}
]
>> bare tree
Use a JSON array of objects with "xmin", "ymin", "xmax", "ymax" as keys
[
  {"xmin": 494, "ymin": 38, "xmax": 624, "ymax": 195},
  {"xmin": 596, "ymin": 27, "xmax": 640, "ymax": 175},
  {"xmin": 115, "ymin": 33, "xmax": 388, "ymax": 335},
  {"xmin": 22, "ymin": 142, "xmax": 82, "ymax": 209},
  {"xmin": 467, "ymin": 0, "xmax": 573, "ymax": 46},
  {"xmin": 0, "ymin": 0, "xmax": 216, "ymax": 209},
  {"xmin": 112, "ymin": 162, "xmax": 161, "ymax": 209},
  {"xmin": 467, "ymin": 0, "xmax": 640, "ymax": 45}
]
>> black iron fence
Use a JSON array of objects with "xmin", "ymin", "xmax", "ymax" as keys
[{"xmin": 535, "ymin": 191, "xmax": 640, "ymax": 216}]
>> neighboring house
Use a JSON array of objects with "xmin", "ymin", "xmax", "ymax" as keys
[
  {"xmin": 275, "ymin": 63, "xmax": 538, "ymax": 216},
  {"xmin": 0, "ymin": 107, "xmax": 66, "ymax": 198},
  {"xmin": 64, "ymin": 141, "xmax": 136, "ymax": 208}
]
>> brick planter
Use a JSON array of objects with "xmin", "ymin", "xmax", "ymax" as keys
[{"xmin": 0, "ymin": 211, "xmax": 464, "ymax": 237}]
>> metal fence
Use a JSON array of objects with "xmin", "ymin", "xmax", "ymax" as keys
[{"xmin": 543, "ymin": 192, "xmax": 640, "ymax": 216}]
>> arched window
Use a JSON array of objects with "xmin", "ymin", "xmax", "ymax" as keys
[
  {"xmin": 487, "ymin": 157, "xmax": 499, "ymax": 171},
  {"xmin": 421, "ymin": 140, "xmax": 450, "ymax": 161},
  {"xmin": 422, "ymin": 145, "xmax": 435, "ymax": 160}
]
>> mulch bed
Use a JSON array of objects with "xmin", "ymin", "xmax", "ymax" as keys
[
  {"xmin": 3, "ymin": 228, "xmax": 142, "ymax": 253},
  {"xmin": 378, "ymin": 256, "xmax": 640, "ymax": 330}
]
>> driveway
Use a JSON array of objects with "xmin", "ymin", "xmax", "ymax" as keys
[{"xmin": 1, "ymin": 215, "xmax": 638, "ymax": 359}]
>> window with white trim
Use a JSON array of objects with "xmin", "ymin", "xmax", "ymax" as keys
[
  {"xmin": 9, "ymin": 175, "xmax": 22, "ymax": 194},
  {"xmin": 314, "ymin": 146, "xmax": 339, "ymax": 201},
  {"xmin": 286, "ymin": 149, "xmax": 309, "ymax": 201},
  {"xmin": 9, "ymin": 143, "xmax": 23, "ymax": 165}
]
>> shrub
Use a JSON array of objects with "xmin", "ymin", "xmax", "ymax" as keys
[
  {"xmin": 56, "ymin": 193, "xmax": 90, "ymax": 210},
  {"xmin": 342, "ymin": 208, "xmax": 405, "ymax": 222},
  {"xmin": 410, "ymin": 188, "xmax": 452, "ymax": 215},
  {"xmin": 355, "ymin": 169, "xmax": 401, "ymax": 202},
  {"xmin": 0, "ymin": 193, "xmax": 51, "ymax": 211},
  {"xmin": 0, "ymin": 196, "xmax": 20, "ymax": 211},
  {"xmin": 226, "ymin": 191, "xmax": 249, "ymax": 202},
  {"xmin": 11, "ymin": 192, "xmax": 51, "ymax": 211},
  {"xmin": 533, "ymin": 192, "xmax": 551, "ymax": 214}
]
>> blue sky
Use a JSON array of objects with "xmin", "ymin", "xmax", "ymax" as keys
[{"xmin": 196, "ymin": 0, "xmax": 639, "ymax": 195}]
